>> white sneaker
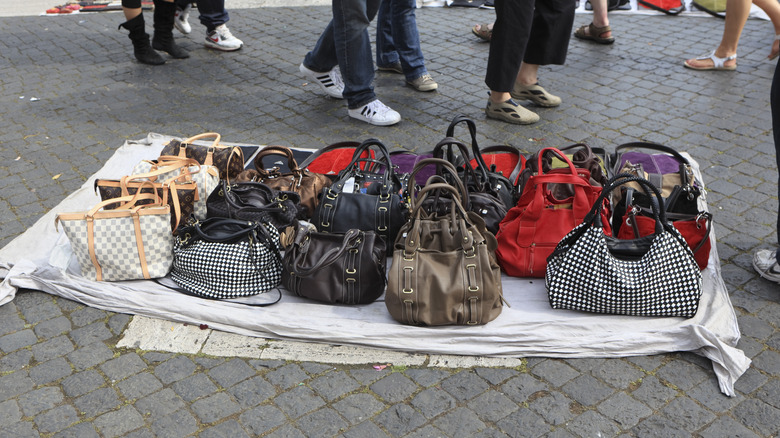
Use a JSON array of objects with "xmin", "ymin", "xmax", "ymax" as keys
[
  {"xmin": 205, "ymin": 24, "xmax": 243, "ymax": 52},
  {"xmin": 347, "ymin": 100, "xmax": 401, "ymax": 126},
  {"xmin": 299, "ymin": 63, "xmax": 344, "ymax": 99},
  {"xmin": 174, "ymin": 4, "xmax": 192, "ymax": 34},
  {"xmin": 753, "ymin": 249, "xmax": 780, "ymax": 284}
]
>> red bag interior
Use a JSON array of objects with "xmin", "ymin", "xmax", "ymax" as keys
[
  {"xmin": 469, "ymin": 153, "xmax": 526, "ymax": 184},
  {"xmin": 305, "ymin": 149, "xmax": 375, "ymax": 176}
]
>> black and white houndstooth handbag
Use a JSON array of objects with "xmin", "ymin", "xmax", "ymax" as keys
[
  {"xmin": 170, "ymin": 217, "xmax": 283, "ymax": 301},
  {"xmin": 546, "ymin": 174, "xmax": 702, "ymax": 318}
]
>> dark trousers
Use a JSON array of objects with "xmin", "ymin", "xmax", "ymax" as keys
[
  {"xmin": 772, "ymin": 59, "xmax": 780, "ymax": 259},
  {"xmin": 175, "ymin": 0, "xmax": 229, "ymax": 32},
  {"xmin": 485, "ymin": 0, "xmax": 575, "ymax": 92}
]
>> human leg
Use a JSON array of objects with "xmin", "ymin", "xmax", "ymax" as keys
[
  {"xmin": 174, "ymin": 2, "xmax": 192, "ymax": 34},
  {"xmin": 119, "ymin": 0, "xmax": 165, "ymax": 65},
  {"xmin": 573, "ymin": 0, "xmax": 614, "ymax": 44},
  {"xmin": 754, "ymin": 0, "xmax": 780, "ymax": 59},
  {"xmin": 684, "ymin": 0, "xmax": 750, "ymax": 70},
  {"xmin": 332, "ymin": 0, "xmax": 381, "ymax": 109},
  {"xmin": 152, "ymin": 0, "xmax": 190, "ymax": 58},
  {"xmin": 375, "ymin": 0, "xmax": 400, "ymax": 70}
]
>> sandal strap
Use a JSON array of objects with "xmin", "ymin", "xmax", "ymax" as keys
[
  {"xmin": 775, "ymin": 33, "xmax": 780, "ymax": 41},
  {"xmin": 697, "ymin": 50, "xmax": 737, "ymax": 68},
  {"xmin": 588, "ymin": 23, "xmax": 612, "ymax": 36}
]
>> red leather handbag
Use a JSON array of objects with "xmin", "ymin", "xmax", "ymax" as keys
[{"xmin": 495, "ymin": 148, "xmax": 607, "ymax": 278}]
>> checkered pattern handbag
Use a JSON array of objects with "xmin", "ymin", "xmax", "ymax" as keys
[
  {"xmin": 56, "ymin": 189, "xmax": 173, "ymax": 282},
  {"xmin": 170, "ymin": 217, "xmax": 283, "ymax": 299},
  {"xmin": 546, "ymin": 174, "xmax": 702, "ymax": 318}
]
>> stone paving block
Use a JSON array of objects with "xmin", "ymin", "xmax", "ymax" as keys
[
  {"xmin": 100, "ymin": 353, "xmax": 148, "ymax": 382},
  {"xmin": 33, "ymin": 316, "xmax": 71, "ymax": 340},
  {"xmin": 70, "ymin": 322, "xmax": 113, "ymax": 347},
  {"xmin": 467, "ymin": 389, "xmax": 519, "ymax": 424},
  {"xmin": 171, "ymin": 372, "xmax": 219, "ymax": 403},
  {"xmin": 239, "ymin": 404, "xmax": 288, "ymax": 436},
  {"xmin": 117, "ymin": 372, "xmax": 164, "ymax": 401},
  {"xmin": 150, "ymin": 409, "xmax": 199, "ymax": 438},
  {"xmin": 331, "ymin": 393, "xmax": 386, "ymax": 425},
  {"xmin": 273, "ymin": 385, "xmax": 326, "ymax": 420},
  {"xmin": 265, "ymin": 363, "xmax": 310, "ymax": 390},
  {"xmin": 308, "ymin": 370, "xmax": 360, "ymax": 402},
  {"xmin": 200, "ymin": 330, "xmax": 267, "ymax": 358},
  {"xmin": 0, "ymin": 302, "xmax": 24, "ymax": 337},
  {"xmin": 93, "ymin": 405, "xmax": 146, "ymax": 438},
  {"xmin": 698, "ymin": 415, "xmax": 762, "ymax": 438},
  {"xmin": 687, "ymin": 379, "xmax": 745, "ymax": 413},
  {"xmin": 440, "ymin": 370, "xmax": 490, "ymax": 402},
  {"xmin": 589, "ymin": 359, "xmax": 645, "ymax": 389},
  {"xmin": 342, "ymin": 420, "xmax": 393, "ymax": 438},
  {"xmin": 404, "ymin": 368, "xmax": 452, "ymax": 388},
  {"xmin": 33, "ymin": 404, "xmax": 80, "ymax": 435},
  {"xmin": 370, "ymin": 372, "xmax": 419, "ymax": 404},
  {"xmin": 153, "ymin": 355, "xmax": 197, "ymax": 385},
  {"xmin": 199, "ymin": 419, "xmax": 251, "ymax": 438},
  {"xmin": 194, "ymin": 356, "xmax": 226, "ymax": 369},
  {"xmin": 732, "ymin": 398, "xmax": 780, "ymax": 437},
  {"xmin": 527, "ymin": 390, "xmax": 577, "ymax": 427},
  {"xmin": 751, "ymin": 350, "xmax": 780, "ymax": 375},
  {"xmin": 410, "ymin": 386, "xmax": 457, "ymax": 420},
  {"xmin": 28, "ymin": 357, "xmax": 71, "ymax": 386},
  {"xmin": 495, "ymin": 407, "xmax": 551, "ymax": 438},
  {"xmin": 191, "ymin": 392, "xmax": 242, "ymax": 424},
  {"xmin": 31, "ymin": 335, "xmax": 74, "ymax": 363},
  {"xmin": 0, "ymin": 421, "xmax": 38, "ymax": 438},
  {"xmin": 561, "ymin": 375, "xmax": 615, "ymax": 407},
  {"xmin": 18, "ymin": 386, "xmax": 63, "ymax": 417},
  {"xmin": 501, "ymin": 373, "xmax": 548, "ymax": 404},
  {"xmin": 74, "ymin": 387, "xmax": 121, "ymax": 418},
  {"xmin": 631, "ymin": 415, "xmax": 693, "ymax": 438},
  {"xmin": 208, "ymin": 358, "xmax": 256, "ymax": 388},
  {"xmin": 374, "ymin": 404, "xmax": 427, "ymax": 437},
  {"xmin": 295, "ymin": 407, "xmax": 349, "ymax": 438},
  {"xmin": 61, "ymin": 369, "xmax": 106, "ymax": 398},
  {"xmin": 133, "ymin": 388, "xmax": 186, "ymax": 421},
  {"xmin": 348, "ymin": 367, "xmax": 391, "ymax": 386},
  {"xmin": 15, "ymin": 292, "xmax": 62, "ymax": 324},
  {"xmin": 0, "ymin": 399, "xmax": 22, "ymax": 429},
  {"xmin": 53, "ymin": 421, "xmax": 100, "ymax": 438},
  {"xmin": 630, "ymin": 378, "xmax": 680, "ymax": 411},
  {"xmin": 0, "ymin": 329, "xmax": 37, "ymax": 353},
  {"xmin": 70, "ymin": 306, "xmax": 107, "ymax": 328},
  {"xmin": 0, "ymin": 371, "xmax": 34, "ymax": 403},
  {"xmin": 530, "ymin": 359, "xmax": 581, "ymax": 387},
  {"xmin": 67, "ymin": 341, "xmax": 114, "ymax": 371},
  {"xmin": 474, "ymin": 367, "xmax": 520, "ymax": 385},
  {"xmin": 264, "ymin": 423, "xmax": 306, "ymax": 438},
  {"xmin": 248, "ymin": 358, "xmax": 285, "ymax": 371},
  {"xmin": 0, "ymin": 348, "xmax": 32, "ymax": 374},
  {"xmin": 107, "ymin": 314, "xmax": 131, "ymax": 337},
  {"xmin": 433, "ymin": 407, "xmax": 489, "ymax": 438},
  {"xmin": 596, "ymin": 392, "xmax": 652, "ymax": 429},
  {"xmin": 654, "ymin": 359, "xmax": 711, "ymax": 392}
]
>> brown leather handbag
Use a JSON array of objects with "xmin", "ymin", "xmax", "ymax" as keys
[
  {"xmin": 281, "ymin": 224, "xmax": 387, "ymax": 305},
  {"xmin": 386, "ymin": 182, "xmax": 505, "ymax": 326},
  {"xmin": 160, "ymin": 133, "xmax": 245, "ymax": 181},
  {"xmin": 235, "ymin": 145, "xmax": 332, "ymax": 219}
]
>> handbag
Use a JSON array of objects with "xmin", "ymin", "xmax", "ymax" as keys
[
  {"xmin": 170, "ymin": 216, "xmax": 283, "ymax": 300},
  {"xmin": 55, "ymin": 188, "xmax": 173, "ymax": 282},
  {"xmin": 495, "ymin": 148, "xmax": 607, "ymax": 278},
  {"xmin": 445, "ymin": 115, "xmax": 516, "ymax": 208},
  {"xmin": 159, "ymin": 132, "xmax": 245, "ymax": 181},
  {"xmin": 282, "ymin": 224, "xmax": 387, "ymax": 304},
  {"xmin": 234, "ymin": 145, "xmax": 332, "ymax": 218},
  {"xmin": 298, "ymin": 141, "xmax": 365, "ymax": 180},
  {"xmin": 132, "ymin": 156, "xmax": 219, "ymax": 221},
  {"xmin": 206, "ymin": 180, "xmax": 302, "ymax": 230},
  {"xmin": 546, "ymin": 174, "xmax": 702, "ymax": 318},
  {"xmin": 617, "ymin": 186, "xmax": 712, "ymax": 270},
  {"xmin": 95, "ymin": 168, "xmax": 198, "ymax": 231},
  {"xmin": 638, "ymin": 0, "xmax": 684, "ymax": 14},
  {"xmin": 386, "ymin": 181, "xmax": 505, "ymax": 326},
  {"xmin": 469, "ymin": 144, "xmax": 526, "ymax": 190},
  {"xmin": 311, "ymin": 138, "xmax": 407, "ymax": 253},
  {"xmin": 519, "ymin": 143, "xmax": 608, "ymax": 199}
]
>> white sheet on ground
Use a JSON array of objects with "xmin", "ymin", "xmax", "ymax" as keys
[{"xmin": 0, "ymin": 133, "xmax": 750, "ymax": 396}]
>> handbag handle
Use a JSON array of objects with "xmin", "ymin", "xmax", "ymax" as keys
[
  {"xmin": 536, "ymin": 147, "xmax": 580, "ymax": 177},
  {"xmin": 182, "ymin": 132, "xmax": 221, "ymax": 148},
  {"xmin": 177, "ymin": 216, "xmax": 261, "ymax": 244},
  {"xmin": 445, "ymin": 115, "xmax": 492, "ymax": 188},
  {"xmin": 407, "ymin": 157, "xmax": 469, "ymax": 208},
  {"xmin": 405, "ymin": 182, "xmax": 475, "ymax": 254},
  {"xmin": 432, "ymin": 137, "xmax": 485, "ymax": 192},
  {"xmin": 478, "ymin": 145, "xmax": 526, "ymax": 185},
  {"xmin": 88, "ymin": 182, "xmax": 165, "ymax": 216},
  {"xmin": 289, "ymin": 228, "xmax": 363, "ymax": 277},
  {"xmin": 612, "ymin": 141, "xmax": 692, "ymax": 188},
  {"xmin": 298, "ymin": 141, "xmax": 362, "ymax": 169},
  {"xmin": 253, "ymin": 145, "xmax": 303, "ymax": 178},
  {"xmin": 329, "ymin": 139, "xmax": 397, "ymax": 195},
  {"xmin": 218, "ymin": 180, "xmax": 287, "ymax": 219}
]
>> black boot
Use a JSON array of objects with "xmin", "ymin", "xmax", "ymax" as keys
[
  {"xmin": 152, "ymin": 0, "xmax": 190, "ymax": 59},
  {"xmin": 119, "ymin": 14, "xmax": 166, "ymax": 65}
]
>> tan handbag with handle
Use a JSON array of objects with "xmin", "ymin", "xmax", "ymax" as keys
[
  {"xmin": 386, "ymin": 182, "xmax": 505, "ymax": 326},
  {"xmin": 235, "ymin": 145, "xmax": 332, "ymax": 218},
  {"xmin": 160, "ymin": 132, "xmax": 245, "ymax": 181}
]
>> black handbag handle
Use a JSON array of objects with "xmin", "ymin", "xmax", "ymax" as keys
[
  {"xmin": 289, "ymin": 228, "xmax": 363, "ymax": 277},
  {"xmin": 219, "ymin": 181, "xmax": 288, "ymax": 219},
  {"xmin": 330, "ymin": 138, "xmax": 396, "ymax": 194},
  {"xmin": 479, "ymin": 145, "xmax": 525, "ymax": 185},
  {"xmin": 612, "ymin": 141, "xmax": 691, "ymax": 176},
  {"xmin": 298, "ymin": 140, "xmax": 362, "ymax": 169},
  {"xmin": 432, "ymin": 137, "xmax": 485, "ymax": 192},
  {"xmin": 407, "ymin": 157, "xmax": 470, "ymax": 208},
  {"xmin": 445, "ymin": 115, "xmax": 492, "ymax": 187}
]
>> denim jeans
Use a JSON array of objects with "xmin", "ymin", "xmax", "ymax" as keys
[
  {"xmin": 174, "ymin": 0, "xmax": 229, "ymax": 32},
  {"xmin": 303, "ymin": 0, "xmax": 380, "ymax": 109},
  {"xmin": 375, "ymin": 0, "xmax": 427, "ymax": 81},
  {"xmin": 772, "ymin": 58, "xmax": 780, "ymax": 259}
]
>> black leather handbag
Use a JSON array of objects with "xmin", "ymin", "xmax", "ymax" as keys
[
  {"xmin": 205, "ymin": 180, "xmax": 302, "ymax": 230},
  {"xmin": 282, "ymin": 224, "xmax": 387, "ymax": 304},
  {"xmin": 311, "ymin": 138, "xmax": 407, "ymax": 253}
]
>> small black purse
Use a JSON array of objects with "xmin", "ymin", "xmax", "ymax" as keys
[{"xmin": 205, "ymin": 180, "xmax": 302, "ymax": 230}]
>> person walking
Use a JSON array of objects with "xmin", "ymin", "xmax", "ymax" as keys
[
  {"xmin": 173, "ymin": 0, "xmax": 244, "ymax": 52},
  {"xmin": 299, "ymin": 0, "xmax": 402, "ymax": 126},
  {"xmin": 484, "ymin": 0, "xmax": 575, "ymax": 125},
  {"xmin": 573, "ymin": 0, "xmax": 615, "ymax": 44},
  {"xmin": 375, "ymin": 0, "xmax": 438, "ymax": 92},
  {"xmin": 118, "ymin": 0, "xmax": 189, "ymax": 65}
]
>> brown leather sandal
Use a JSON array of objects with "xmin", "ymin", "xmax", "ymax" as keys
[
  {"xmin": 574, "ymin": 23, "xmax": 615, "ymax": 45},
  {"xmin": 471, "ymin": 23, "xmax": 492, "ymax": 42}
]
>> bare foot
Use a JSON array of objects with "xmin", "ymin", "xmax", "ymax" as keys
[{"xmin": 684, "ymin": 51, "xmax": 737, "ymax": 70}]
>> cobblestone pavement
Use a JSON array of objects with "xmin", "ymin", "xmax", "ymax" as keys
[{"xmin": 1, "ymin": 4, "xmax": 780, "ymax": 437}]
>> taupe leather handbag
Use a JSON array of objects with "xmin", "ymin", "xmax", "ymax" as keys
[
  {"xmin": 386, "ymin": 182, "xmax": 505, "ymax": 326},
  {"xmin": 235, "ymin": 145, "xmax": 332, "ymax": 219}
]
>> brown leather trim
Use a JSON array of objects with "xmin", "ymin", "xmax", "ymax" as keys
[{"xmin": 132, "ymin": 212, "xmax": 150, "ymax": 279}]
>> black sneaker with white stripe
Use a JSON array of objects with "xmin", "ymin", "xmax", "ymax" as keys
[
  {"xmin": 347, "ymin": 99, "xmax": 401, "ymax": 126},
  {"xmin": 299, "ymin": 63, "xmax": 345, "ymax": 99}
]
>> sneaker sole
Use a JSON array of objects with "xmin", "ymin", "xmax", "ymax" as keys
[
  {"xmin": 299, "ymin": 63, "xmax": 344, "ymax": 99},
  {"xmin": 204, "ymin": 42, "xmax": 242, "ymax": 52},
  {"xmin": 347, "ymin": 112, "xmax": 401, "ymax": 126},
  {"xmin": 485, "ymin": 108, "xmax": 539, "ymax": 125},
  {"xmin": 407, "ymin": 82, "xmax": 438, "ymax": 92},
  {"xmin": 510, "ymin": 91, "xmax": 561, "ymax": 108},
  {"xmin": 752, "ymin": 259, "xmax": 780, "ymax": 283}
]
